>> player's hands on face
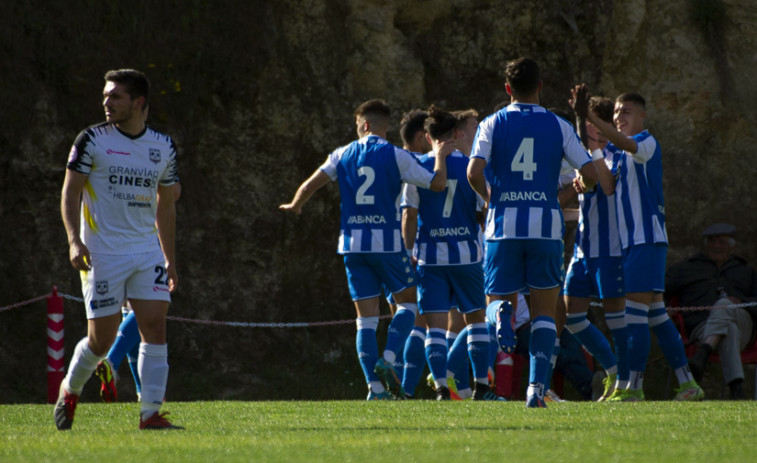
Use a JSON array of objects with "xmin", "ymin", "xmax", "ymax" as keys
[
  {"xmin": 69, "ymin": 241, "xmax": 92, "ymax": 271},
  {"xmin": 570, "ymin": 83, "xmax": 589, "ymax": 119},
  {"xmin": 278, "ymin": 203, "xmax": 302, "ymax": 215}
]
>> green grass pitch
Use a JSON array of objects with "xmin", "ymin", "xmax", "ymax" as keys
[{"xmin": 2, "ymin": 400, "xmax": 756, "ymax": 462}]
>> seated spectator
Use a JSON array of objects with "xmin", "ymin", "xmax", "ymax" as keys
[{"xmin": 665, "ymin": 223, "xmax": 757, "ymax": 399}]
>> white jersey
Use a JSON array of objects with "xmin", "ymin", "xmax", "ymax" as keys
[{"xmin": 67, "ymin": 123, "xmax": 179, "ymax": 254}]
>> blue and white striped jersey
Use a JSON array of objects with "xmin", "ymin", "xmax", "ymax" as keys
[
  {"xmin": 402, "ymin": 150, "xmax": 484, "ymax": 266},
  {"xmin": 471, "ymin": 103, "xmax": 592, "ymax": 241},
  {"xmin": 319, "ymin": 135, "xmax": 435, "ymax": 254},
  {"xmin": 574, "ymin": 146, "xmax": 622, "ymax": 259},
  {"xmin": 613, "ymin": 130, "xmax": 668, "ymax": 248}
]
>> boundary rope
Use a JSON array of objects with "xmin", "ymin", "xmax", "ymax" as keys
[{"xmin": 2, "ymin": 289, "xmax": 755, "ymax": 326}]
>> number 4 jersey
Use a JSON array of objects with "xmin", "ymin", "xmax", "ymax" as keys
[
  {"xmin": 66, "ymin": 123, "xmax": 179, "ymax": 255},
  {"xmin": 319, "ymin": 135, "xmax": 435, "ymax": 254},
  {"xmin": 471, "ymin": 103, "xmax": 591, "ymax": 241}
]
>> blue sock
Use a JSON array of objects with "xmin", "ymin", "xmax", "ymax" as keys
[
  {"xmin": 565, "ymin": 312, "xmax": 617, "ymax": 371},
  {"xmin": 487, "ymin": 324, "xmax": 498, "ymax": 370},
  {"xmin": 425, "ymin": 328, "xmax": 447, "ymax": 386},
  {"xmin": 447, "ymin": 326, "xmax": 470, "ymax": 391},
  {"xmin": 546, "ymin": 338, "xmax": 559, "ymax": 388},
  {"xmin": 107, "ymin": 311, "xmax": 140, "ymax": 370},
  {"xmin": 467, "ymin": 323, "xmax": 490, "ymax": 384},
  {"xmin": 605, "ymin": 310, "xmax": 630, "ymax": 382},
  {"xmin": 383, "ymin": 304, "xmax": 417, "ymax": 361},
  {"xmin": 127, "ymin": 350, "xmax": 141, "ymax": 394},
  {"xmin": 626, "ymin": 300, "xmax": 651, "ymax": 384},
  {"xmin": 529, "ymin": 316, "xmax": 557, "ymax": 387},
  {"xmin": 446, "ymin": 331, "xmax": 458, "ymax": 351},
  {"xmin": 356, "ymin": 317, "xmax": 380, "ymax": 384},
  {"xmin": 649, "ymin": 302, "xmax": 687, "ymax": 370},
  {"xmin": 401, "ymin": 326, "xmax": 426, "ymax": 396}
]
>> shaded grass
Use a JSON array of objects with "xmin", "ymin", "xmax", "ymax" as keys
[{"xmin": 2, "ymin": 401, "xmax": 755, "ymax": 462}]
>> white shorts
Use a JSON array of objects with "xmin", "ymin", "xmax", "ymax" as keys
[{"xmin": 80, "ymin": 249, "xmax": 171, "ymax": 319}]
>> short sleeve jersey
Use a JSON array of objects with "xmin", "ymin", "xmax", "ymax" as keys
[
  {"xmin": 613, "ymin": 130, "xmax": 668, "ymax": 248},
  {"xmin": 574, "ymin": 146, "xmax": 622, "ymax": 259},
  {"xmin": 402, "ymin": 150, "xmax": 484, "ymax": 266},
  {"xmin": 471, "ymin": 103, "xmax": 591, "ymax": 241},
  {"xmin": 66, "ymin": 123, "xmax": 179, "ymax": 255},
  {"xmin": 319, "ymin": 135, "xmax": 435, "ymax": 254}
]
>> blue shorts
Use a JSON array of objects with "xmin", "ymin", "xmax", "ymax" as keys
[
  {"xmin": 564, "ymin": 255, "xmax": 625, "ymax": 299},
  {"xmin": 623, "ymin": 243, "xmax": 667, "ymax": 293},
  {"xmin": 484, "ymin": 239, "xmax": 563, "ymax": 295},
  {"xmin": 343, "ymin": 252, "xmax": 416, "ymax": 301},
  {"xmin": 417, "ymin": 264, "xmax": 485, "ymax": 314}
]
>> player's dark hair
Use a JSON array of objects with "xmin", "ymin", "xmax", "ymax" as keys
[
  {"xmin": 616, "ymin": 92, "xmax": 646, "ymax": 110},
  {"xmin": 354, "ymin": 99, "xmax": 391, "ymax": 123},
  {"xmin": 399, "ymin": 109, "xmax": 428, "ymax": 147},
  {"xmin": 104, "ymin": 69, "xmax": 150, "ymax": 106},
  {"xmin": 589, "ymin": 96, "xmax": 614, "ymax": 123},
  {"xmin": 504, "ymin": 58, "xmax": 540, "ymax": 97},
  {"xmin": 453, "ymin": 108, "xmax": 479, "ymax": 129},
  {"xmin": 424, "ymin": 105, "xmax": 457, "ymax": 140}
]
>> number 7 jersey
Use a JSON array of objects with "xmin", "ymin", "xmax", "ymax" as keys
[
  {"xmin": 471, "ymin": 103, "xmax": 591, "ymax": 241},
  {"xmin": 319, "ymin": 135, "xmax": 435, "ymax": 254}
]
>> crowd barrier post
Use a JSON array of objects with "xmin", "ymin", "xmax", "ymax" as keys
[{"xmin": 47, "ymin": 286, "xmax": 65, "ymax": 403}]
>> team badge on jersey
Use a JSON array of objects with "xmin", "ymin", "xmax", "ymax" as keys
[
  {"xmin": 149, "ymin": 148, "xmax": 161, "ymax": 164},
  {"xmin": 95, "ymin": 280, "xmax": 109, "ymax": 295}
]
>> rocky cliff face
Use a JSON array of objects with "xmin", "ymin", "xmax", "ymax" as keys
[{"xmin": 1, "ymin": 0, "xmax": 755, "ymax": 401}]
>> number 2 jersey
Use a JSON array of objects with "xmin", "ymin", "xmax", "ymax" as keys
[
  {"xmin": 471, "ymin": 103, "xmax": 591, "ymax": 241},
  {"xmin": 319, "ymin": 135, "xmax": 435, "ymax": 254},
  {"xmin": 66, "ymin": 123, "xmax": 179, "ymax": 255}
]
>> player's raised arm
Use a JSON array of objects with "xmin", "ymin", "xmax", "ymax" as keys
[{"xmin": 279, "ymin": 169, "xmax": 332, "ymax": 215}]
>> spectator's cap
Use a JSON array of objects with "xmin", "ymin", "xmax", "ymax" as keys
[{"xmin": 702, "ymin": 223, "xmax": 736, "ymax": 237}]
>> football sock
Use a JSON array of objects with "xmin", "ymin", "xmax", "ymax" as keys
[
  {"xmin": 401, "ymin": 326, "xmax": 427, "ymax": 396},
  {"xmin": 566, "ymin": 312, "xmax": 617, "ymax": 371},
  {"xmin": 383, "ymin": 303, "xmax": 417, "ymax": 363},
  {"xmin": 446, "ymin": 330, "xmax": 458, "ymax": 351},
  {"xmin": 138, "ymin": 342, "xmax": 168, "ymax": 419},
  {"xmin": 447, "ymin": 326, "xmax": 469, "ymax": 382},
  {"xmin": 487, "ymin": 323, "xmax": 498, "ymax": 369},
  {"xmin": 545, "ymin": 337, "xmax": 560, "ymax": 388},
  {"xmin": 529, "ymin": 316, "xmax": 557, "ymax": 388},
  {"xmin": 127, "ymin": 341, "xmax": 142, "ymax": 394},
  {"xmin": 107, "ymin": 311, "xmax": 140, "ymax": 370},
  {"xmin": 605, "ymin": 309, "xmax": 630, "ymax": 387},
  {"xmin": 626, "ymin": 300, "xmax": 650, "ymax": 389},
  {"xmin": 65, "ymin": 337, "xmax": 104, "ymax": 394},
  {"xmin": 467, "ymin": 322, "xmax": 490, "ymax": 384},
  {"xmin": 649, "ymin": 301, "xmax": 689, "ymax": 377},
  {"xmin": 425, "ymin": 328, "xmax": 448, "ymax": 388},
  {"xmin": 356, "ymin": 316, "xmax": 380, "ymax": 384}
]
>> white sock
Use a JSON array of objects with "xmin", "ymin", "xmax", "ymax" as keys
[
  {"xmin": 138, "ymin": 343, "xmax": 168, "ymax": 419},
  {"xmin": 65, "ymin": 337, "xmax": 103, "ymax": 394}
]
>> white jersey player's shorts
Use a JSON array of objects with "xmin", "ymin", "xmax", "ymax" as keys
[{"xmin": 81, "ymin": 249, "xmax": 171, "ymax": 319}]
